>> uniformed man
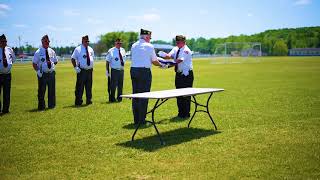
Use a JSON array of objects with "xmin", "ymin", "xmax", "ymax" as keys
[
  {"xmin": 71, "ymin": 35, "xmax": 94, "ymax": 106},
  {"xmin": 130, "ymin": 29, "xmax": 167, "ymax": 125},
  {"xmin": 106, "ymin": 38, "xmax": 126, "ymax": 102},
  {"xmin": 158, "ymin": 35, "xmax": 193, "ymax": 118},
  {"xmin": 32, "ymin": 35, "xmax": 58, "ymax": 110},
  {"xmin": 0, "ymin": 34, "xmax": 15, "ymax": 114}
]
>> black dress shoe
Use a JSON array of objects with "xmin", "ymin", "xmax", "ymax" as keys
[
  {"xmin": 38, "ymin": 107, "xmax": 45, "ymax": 111},
  {"xmin": 86, "ymin": 101, "xmax": 92, "ymax": 105},
  {"xmin": 2, "ymin": 110, "xmax": 9, "ymax": 114}
]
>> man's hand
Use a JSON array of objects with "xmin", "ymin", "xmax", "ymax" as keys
[
  {"xmin": 106, "ymin": 71, "xmax": 111, "ymax": 78},
  {"xmin": 74, "ymin": 67, "xmax": 81, "ymax": 74},
  {"xmin": 36, "ymin": 70, "xmax": 42, "ymax": 78}
]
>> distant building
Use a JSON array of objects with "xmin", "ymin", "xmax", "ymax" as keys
[{"xmin": 289, "ymin": 48, "xmax": 320, "ymax": 56}]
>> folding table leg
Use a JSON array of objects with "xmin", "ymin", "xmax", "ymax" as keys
[
  {"xmin": 131, "ymin": 99, "xmax": 166, "ymax": 145},
  {"xmin": 188, "ymin": 93, "xmax": 218, "ymax": 130}
]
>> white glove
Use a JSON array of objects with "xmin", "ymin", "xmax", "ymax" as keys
[
  {"xmin": 160, "ymin": 63, "xmax": 169, "ymax": 69},
  {"xmin": 37, "ymin": 70, "xmax": 42, "ymax": 78},
  {"xmin": 158, "ymin": 51, "xmax": 168, "ymax": 58},
  {"xmin": 74, "ymin": 67, "xmax": 81, "ymax": 74},
  {"xmin": 106, "ymin": 71, "xmax": 111, "ymax": 78}
]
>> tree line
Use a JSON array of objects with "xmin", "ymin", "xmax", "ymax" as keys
[{"xmin": 12, "ymin": 26, "xmax": 320, "ymax": 57}]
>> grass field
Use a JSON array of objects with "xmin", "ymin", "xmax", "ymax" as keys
[{"xmin": 0, "ymin": 57, "xmax": 319, "ymax": 179}]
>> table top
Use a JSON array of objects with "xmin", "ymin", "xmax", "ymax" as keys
[{"xmin": 121, "ymin": 88, "xmax": 224, "ymax": 99}]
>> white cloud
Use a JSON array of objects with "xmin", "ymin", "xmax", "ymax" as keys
[
  {"xmin": 128, "ymin": 13, "xmax": 160, "ymax": 22},
  {"xmin": 293, "ymin": 0, "xmax": 311, "ymax": 5},
  {"xmin": 13, "ymin": 24, "xmax": 28, "ymax": 28},
  {"xmin": 0, "ymin": 3, "xmax": 11, "ymax": 16},
  {"xmin": 41, "ymin": 25, "xmax": 72, "ymax": 32},
  {"xmin": 63, "ymin": 9, "xmax": 80, "ymax": 16},
  {"xmin": 0, "ymin": 4, "xmax": 11, "ymax": 11},
  {"xmin": 86, "ymin": 18, "xmax": 104, "ymax": 25}
]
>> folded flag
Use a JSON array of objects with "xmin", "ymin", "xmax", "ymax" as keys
[{"xmin": 157, "ymin": 57, "xmax": 177, "ymax": 65}]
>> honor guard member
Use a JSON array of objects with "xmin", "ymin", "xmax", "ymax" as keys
[
  {"xmin": 0, "ymin": 34, "xmax": 15, "ymax": 114},
  {"xmin": 130, "ymin": 28, "xmax": 167, "ymax": 125},
  {"xmin": 71, "ymin": 35, "xmax": 94, "ymax": 106},
  {"xmin": 32, "ymin": 35, "xmax": 58, "ymax": 110},
  {"xmin": 158, "ymin": 35, "xmax": 193, "ymax": 118},
  {"xmin": 106, "ymin": 38, "xmax": 126, "ymax": 102}
]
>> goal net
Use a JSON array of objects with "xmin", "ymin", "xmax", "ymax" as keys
[{"xmin": 212, "ymin": 42, "xmax": 262, "ymax": 64}]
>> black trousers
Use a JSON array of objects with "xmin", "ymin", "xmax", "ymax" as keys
[
  {"xmin": 38, "ymin": 71, "xmax": 56, "ymax": 110},
  {"xmin": 110, "ymin": 68, "xmax": 124, "ymax": 102},
  {"xmin": 75, "ymin": 68, "xmax": 92, "ymax": 105},
  {"xmin": 175, "ymin": 70, "xmax": 194, "ymax": 117},
  {"xmin": 0, "ymin": 73, "xmax": 11, "ymax": 113},
  {"xmin": 130, "ymin": 67, "xmax": 152, "ymax": 124}
]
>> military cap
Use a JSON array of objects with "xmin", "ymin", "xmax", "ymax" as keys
[
  {"xmin": 176, "ymin": 35, "xmax": 186, "ymax": 42},
  {"xmin": 82, "ymin": 35, "xmax": 89, "ymax": 41},
  {"xmin": 0, "ymin": 34, "xmax": 7, "ymax": 41},
  {"xmin": 41, "ymin": 34, "xmax": 49, "ymax": 41},
  {"xmin": 140, "ymin": 29, "xmax": 152, "ymax": 35}
]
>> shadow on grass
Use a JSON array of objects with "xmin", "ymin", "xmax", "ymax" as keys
[
  {"xmin": 27, "ymin": 108, "xmax": 53, "ymax": 112},
  {"xmin": 100, "ymin": 101, "xmax": 121, "ymax": 105},
  {"xmin": 123, "ymin": 116, "xmax": 189, "ymax": 129},
  {"xmin": 122, "ymin": 122, "xmax": 155, "ymax": 129},
  {"xmin": 117, "ymin": 127, "xmax": 221, "ymax": 152},
  {"xmin": 62, "ymin": 104, "xmax": 90, "ymax": 109}
]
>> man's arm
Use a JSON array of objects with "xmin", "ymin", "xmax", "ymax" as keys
[
  {"xmin": 106, "ymin": 61, "xmax": 110, "ymax": 72},
  {"xmin": 32, "ymin": 63, "xmax": 38, "ymax": 71},
  {"xmin": 71, "ymin": 58, "xmax": 77, "ymax": 67}
]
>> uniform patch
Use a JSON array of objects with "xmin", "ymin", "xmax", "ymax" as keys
[
  {"xmin": 83, "ymin": 54, "xmax": 87, "ymax": 59},
  {"xmin": 184, "ymin": 50, "xmax": 189, "ymax": 54},
  {"xmin": 41, "ymin": 58, "xmax": 45, "ymax": 62},
  {"xmin": 115, "ymin": 57, "xmax": 119, "ymax": 61}
]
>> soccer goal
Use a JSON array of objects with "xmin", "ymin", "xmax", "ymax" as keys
[{"xmin": 213, "ymin": 42, "xmax": 262, "ymax": 64}]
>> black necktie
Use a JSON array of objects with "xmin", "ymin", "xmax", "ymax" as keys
[
  {"xmin": 2, "ymin": 48, "xmax": 8, "ymax": 68},
  {"xmin": 86, "ymin": 47, "xmax": 90, "ymax": 66},
  {"xmin": 174, "ymin": 48, "xmax": 180, "ymax": 72},
  {"xmin": 45, "ymin": 48, "xmax": 51, "ymax": 69},
  {"xmin": 119, "ymin": 49, "xmax": 124, "ymax": 66}
]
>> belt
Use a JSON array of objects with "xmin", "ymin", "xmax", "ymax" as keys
[
  {"xmin": 177, "ymin": 69, "xmax": 193, "ymax": 73},
  {"xmin": 80, "ymin": 68, "xmax": 93, "ymax": 71},
  {"xmin": 131, "ymin": 67, "xmax": 150, "ymax": 69},
  {"xmin": 43, "ymin": 71, "xmax": 55, "ymax": 74},
  {"xmin": 111, "ymin": 68, "xmax": 124, "ymax": 71}
]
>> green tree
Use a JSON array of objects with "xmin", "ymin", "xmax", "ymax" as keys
[
  {"xmin": 272, "ymin": 40, "xmax": 288, "ymax": 56},
  {"xmin": 95, "ymin": 31, "xmax": 138, "ymax": 55}
]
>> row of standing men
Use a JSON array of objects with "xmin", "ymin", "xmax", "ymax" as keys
[{"xmin": 0, "ymin": 29, "xmax": 194, "ymax": 125}]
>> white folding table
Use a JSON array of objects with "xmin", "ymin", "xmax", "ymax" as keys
[{"xmin": 121, "ymin": 87, "xmax": 224, "ymax": 145}]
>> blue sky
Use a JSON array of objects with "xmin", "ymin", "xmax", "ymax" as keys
[{"xmin": 0, "ymin": 0, "xmax": 319, "ymax": 47}]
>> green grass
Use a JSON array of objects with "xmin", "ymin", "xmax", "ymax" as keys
[{"xmin": 0, "ymin": 57, "xmax": 319, "ymax": 179}]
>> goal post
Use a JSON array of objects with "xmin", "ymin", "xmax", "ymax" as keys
[{"xmin": 214, "ymin": 42, "xmax": 262, "ymax": 57}]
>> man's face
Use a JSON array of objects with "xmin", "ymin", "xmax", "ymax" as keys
[
  {"xmin": 145, "ymin": 35, "xmax": 152, "ymax": 42},
  {"xmin": 176, "ymin": 41, "xmax": 185, "ymax": 48},
  {"xmin": 115, "ymin": 41, "xmax": 122, "ymax": 49},
  {"xmin": 42, "ymin": 38, "xmax": 50, "ymax": 49},
  {"xmin": 82, "ymin": 39, "xmax": 89, "ymax": 47},
  {"xmin": 0, "ymin": 39, "xmax": 7, "ymax": 48}
]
